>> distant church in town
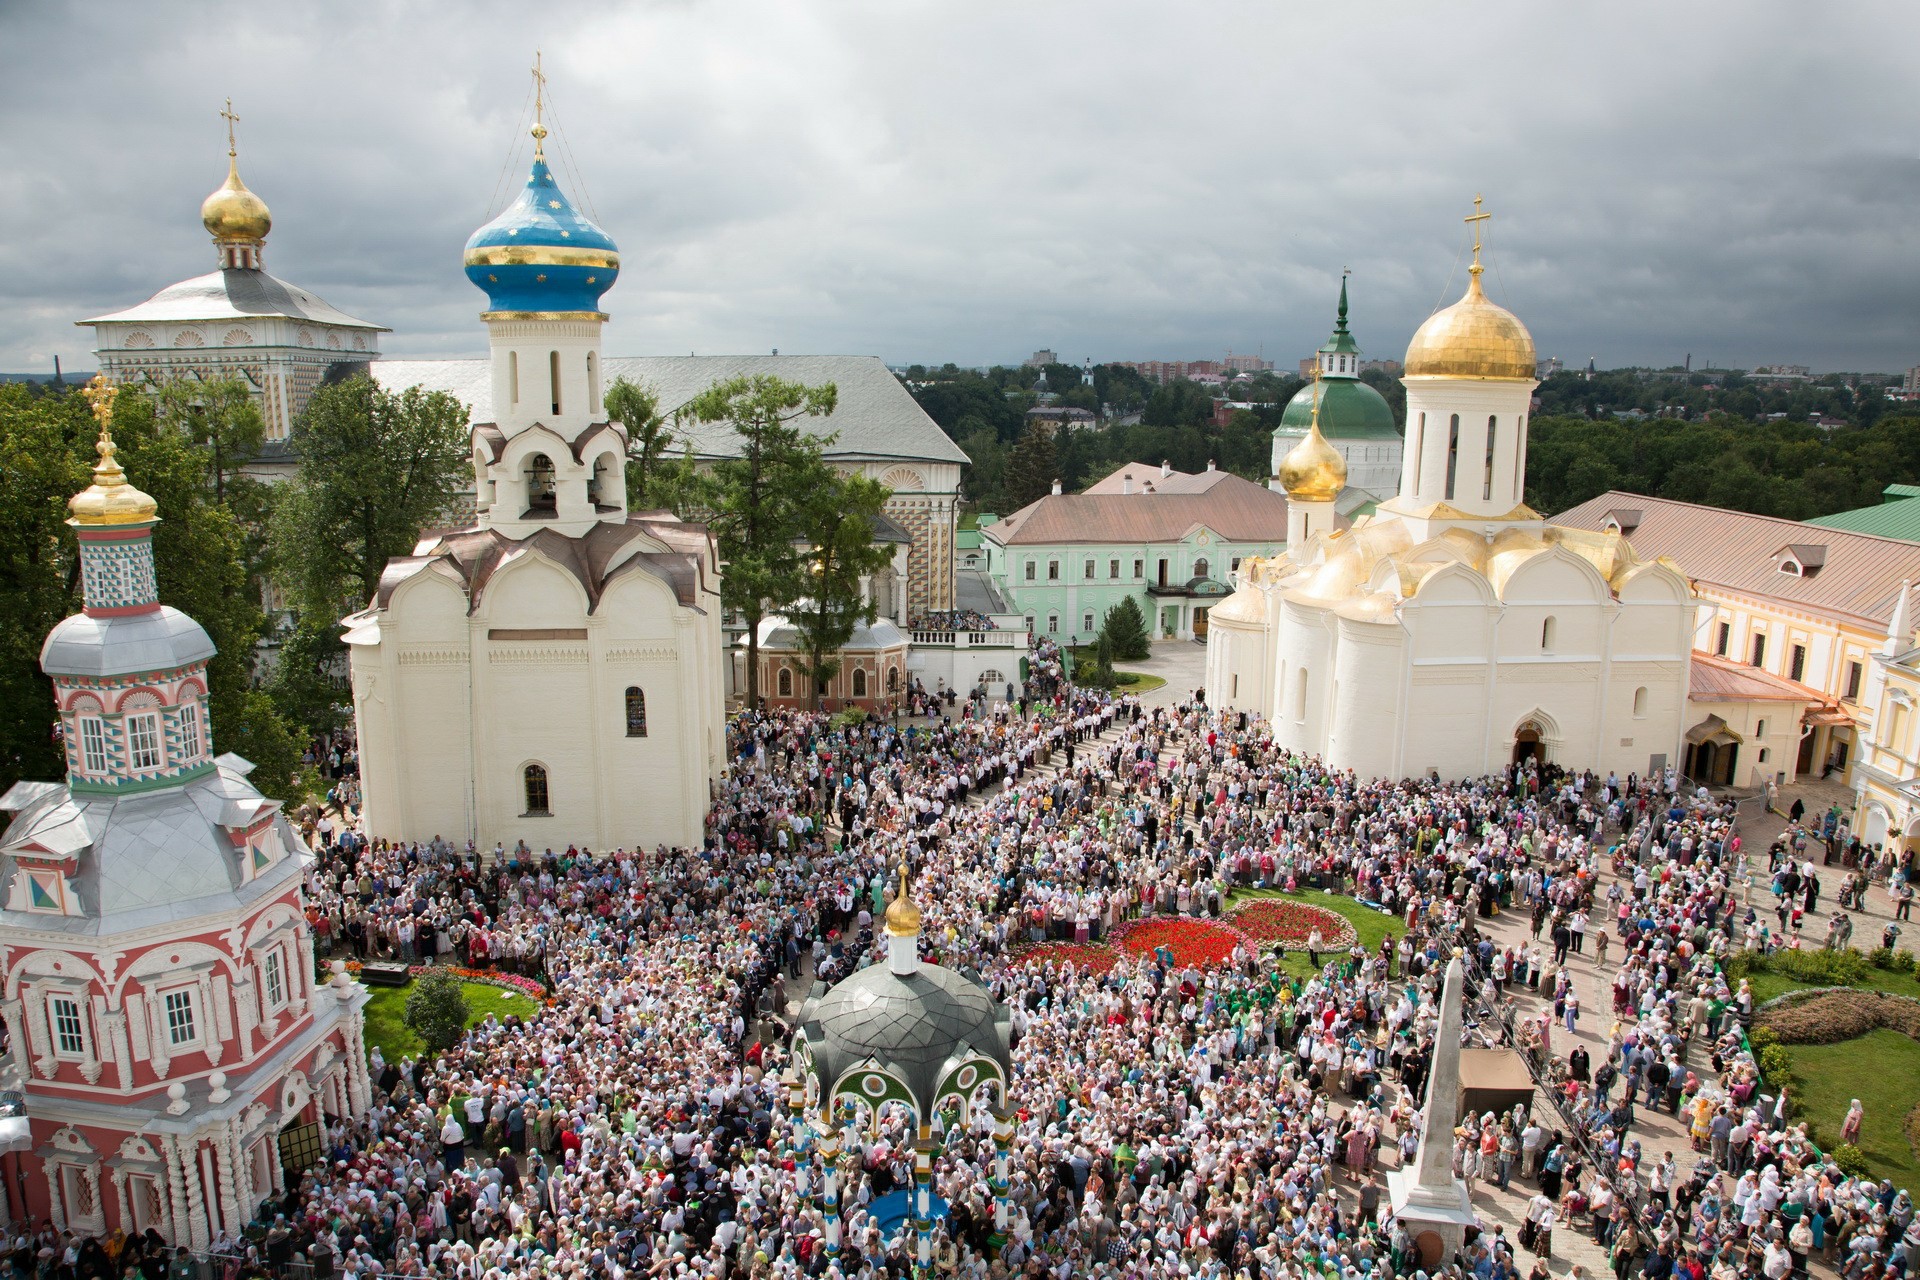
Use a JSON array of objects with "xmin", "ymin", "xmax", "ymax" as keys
[
  {"xmin": 0, "ymin": 381, "xmax": 369, "ymax": 1245},
  {"xmin": 1207, "ymin": 207, "xmax": 1699, "ymax": 780},
  {"xmin": 1268, "ymin": 279, "xmax": 1403, "ymax": 510},
  {"xmin": 344, "ymin": 105, "xmax": 728, "ymax": 854}
]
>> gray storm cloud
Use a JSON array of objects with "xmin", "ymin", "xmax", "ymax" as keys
[{"xmin": 2, "ymin": 0, "xmax": 1916, "ymax": 374}]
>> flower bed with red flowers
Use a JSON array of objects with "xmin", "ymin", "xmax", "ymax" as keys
[
  {"xmin": 1108, "ymin": 918, "xmax": 1249, "ymax": 968},
  {"xmin": 1227, "ymin": 899, "xmax": 1358, "ymax": 950},
  {"xmin": 1010, "ymin": 942, "xmax": 1119, "ymax": 975}
]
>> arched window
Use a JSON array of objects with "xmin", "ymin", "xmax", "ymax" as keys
[
  {"xmin": 979, "ymin": 669, "xmax": 1004, "ymax": 686},
  {"xmin": 549, "ymin": 350, "xmax": 562, "ymax": 416},
  {"xmin": 526, "ymin": 453, "xmax": 557, "ymax": 514},
  {"xmin": 625, "ymin": 687, "xmax": 647, "ymax": 737},
  {"xmin": 777, "ymin": 667, "xmax": 793, "ymax": 697},
  {"xmin": 1633, "ymin": 686, "xmax": 1648, "ymax": 718},
  {"xmin": 589, "ymin": 455, "xmax": 614, "ymax": 509},
  {"xmin": 1194, "ymin": 556, "xmax": 1209, "ymax": 580},
  {"xmin": 523, "ymin": 764, "xmax": 550, "ymax": 815},
  {"xmin": 509, "ymin": 351, "xmax": 520, "ymax": 406},
  {"xmin": 1409, "ymin": 412, "xmax": 1425, "ymax": 493},
  {"xmin": 887, "ymin": 666, "xmax": 900, "ymax": 692},
  {"xmin": 1541, "ymin": 616, "xmax": 1556, "ymax": 651},
  {"xmin": 1483, "ymin": 415, "xmax": 1497, "ymax": 501},
  {"xmin": 1444, "ymin": 414, "xmax": 1461, "ymax": 501},
  {"xmin": 852, "ymin": 668, "xmax": 868, "ymax": 697},
  {"xmin": 587, "ymin": 351, "xmax": 599, "ymax": 414},
  {"xmin": 1295, "ymin": 667, "xmax": 1309, "ymax": 722}
]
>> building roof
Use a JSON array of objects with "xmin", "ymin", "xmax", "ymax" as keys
[
  {"xmin": 372, "ymin": 354, "xmax": 967, "ymax": 467},
  {"xmin": 1806, "ymin": 492, "xmax": 1920, "ymax": 542},
  {"xmin": 80, "ymin": 268, "xmax": 387, "ymax": 332},
  {"xmin": 752, "ymin": 614, "xmax": 907, "ymax": 653},
  {"xmin": 1276, "ymin": 376, "xmax": 1399, "ymax": 441},
  {"xmin": 0, "ymin": 755, "xmax": 307, "ymax": 936},
  {"xmin": 1688, "ymin": 650, "xmax": 1826, "ymax": 704},
  {"xmin": 985, "ymin": 466, "xmax": 1289, "ymax": 547},
  {"xmin": 1553, "ymin": 491, "xmax": 1920, "ymax": 629},
  {"xmin": 1081, "ymin": 463, "xmax": 1235, "ymax": 496}
]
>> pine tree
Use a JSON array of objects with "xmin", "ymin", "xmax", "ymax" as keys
[
  {"xmin": 1099, "ymin": 596, "xmax": 1152, "ymax": 661},
  {"xmin": 1003, "ymin": 419, "xmax": 1059, "ymax": 511}
]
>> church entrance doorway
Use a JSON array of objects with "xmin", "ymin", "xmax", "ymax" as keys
[
  {"xmin": 1193, "ymin": 608, "xmax": 1209, "ymax": 639},
  {"xmin": 1512, "ymin": 720, "xmax": 1544, "ymax": 766}
]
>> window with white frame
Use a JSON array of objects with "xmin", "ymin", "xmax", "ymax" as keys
[
  {"xmin": 162, "ymin": 989, "xmax": 197, "ymax": 1047},
  {"xmin": 1084, "ymin": 559, "xmax": 1095, "ymax": 580},
  {"xmin": 178, "ymin": 702, "xmax": 203, "ymax": 761},
  {"xmin": 264, "ymin": 948, "xmax": 286, "ymax": 1008},
  {"xmin": 49, "ymin": 993, "xmax": 85, "ymax": 1056},
  {"xmin": 1082, "ymin": 612, "xmax": 1094, "ymax": 632},
  {"xmin": 79, "ymin": 717, "xmax": 107, "ymax": 774},
  {"xmin": 1024, "ymin": 560, "xmax": 1035, "ymax": 581},
  {"xmin": 1047, "ymin": 614, "xmax": 1059, "ymax": 633},
  {"xmin": 127, "ymin": 712, "xmax": 162, "ymax": 771}
]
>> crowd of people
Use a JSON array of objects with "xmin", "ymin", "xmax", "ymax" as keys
[
  {"xmin": 38, "ymin": 667, "xmax": 1920, "ymax": 1280},
  {"xmin": 907, "ymin": 612, "xmax": 999, "ymax": 633}
]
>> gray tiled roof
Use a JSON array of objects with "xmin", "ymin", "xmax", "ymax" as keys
[
  {"xmin": 42, "ymin": 607, "xmax": 216, "ymax": 679},
  {"xmin": 79, "ymin": 269, "xmax": 387, "ymax": 331},
  {"xmin": 794, "ymin": 962, "xmax": 1012, "ymax": 1119},
  {"xmin": 372, "ymin": 354, "xmax": 968, "ymax": 466},
  {"xmin": 0, "ymin": 757, "xmax": 306, "ymax": 937}
]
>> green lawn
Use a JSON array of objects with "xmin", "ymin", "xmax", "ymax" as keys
[
  {"xmin": 1112, "ymin": 671, "xmax": 1166, "ymax": 693},
  {"xmin": 1780, "ymin": 1030, "xmax": 1920, "ymax": 1186},
  {"xmin": 363, "ymin": 981, "xmax": 540, "ymax": 1064},
  {"xmin": 1226, "ymin": 887, "xmax": 1401, "ymax": 979},
  {"xmin": 1740, "ymin": 965, "xmax": 1920, "ymax": 1006}
]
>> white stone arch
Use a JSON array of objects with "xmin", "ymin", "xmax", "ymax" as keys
[
  {"xmin": 1507, "ymin": 707, "xmax": 1564, "ymax": 763},
  {"xmin": 596, "ymin": 564, "xmax": 681, "ymax": 631},
  {"xmin": 7, "ymin": 949, "xmax": 106, "ymax": 1000},
  {"xmin": 119, "ymin": 939, "xmax": 240, "ymax": 1001},
  {"xmin": 385, "ymin": 566, "xmax": 470, "ymax": 627},
  {"xmin": 1495, "ymin": 543, "xmax": 1612, "ymax": 606},
  {"xmin": 880, "ymin": 466, "xmax": 924, "ymax": 492},
  {"xmin": 1409, "ymin": 560, "xmax": 1497, "ymax": 607},
  {"xmin": 496, "ymin": 424, "xmax": 579, "ymax": 477},
  {"xmin": 1861, "ymin": 798, "xmax": 1893, "ymax": 848},
  {"xmin": 243, "ymin": 901, "xmax": 302, "ymax": 950},
  {"xmin": 475, "ymin": 544, "xmax": 594, "ymax": 622},
  {"xmin": 1616, "ymin": 560, "xmax": 1693, "ymax": 605},
  {"xmin": 582, "ymin": 439, "xmax": 628, "ymax": 511}
]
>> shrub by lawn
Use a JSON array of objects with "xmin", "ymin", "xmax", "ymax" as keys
[
  {"xmin": 1112, "ymin": 671, "xmax": 1166, "ymax": 692},
  {"xmin": 1726, "ymin": 947, "xmax": 1920, "ymax": 1006},
  {"xmin": 1779, "ymin": 1030, "xmax": 1920, "ymax": 1187},
  {"xmin": 363, "ymin": 980, "xmax": 539, "ymax": 1064}
]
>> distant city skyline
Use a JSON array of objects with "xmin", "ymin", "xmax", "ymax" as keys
[{"xmin": 4, "ymin": 2, "xmax": 1918, "ymax": 375}]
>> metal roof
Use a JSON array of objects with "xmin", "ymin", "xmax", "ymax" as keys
[
  {"xmin": 80, "ymin": 269, "xmax": 386, "ymax": 332},
  {"xmin": 1806, "ymin": 495, "xmax": 1920, "ymax": 543},
  {"xmin": 373, "ymin": 354, "xmax": 967, "ymax": 466},
  {"xmin": 1688, "ymin": 650, "xmax": 1826, "ymax": 703},
  {"xmin": 1553, "ymin": 490, "xmax": 1920, "ymax": 629},
  {"xmin": 986, "ymin": 467, "xmax": 1289, "ymax": 547},
  {"xmin": 41, "ymin": 607, "xmax": 216, "ymax": 679}
]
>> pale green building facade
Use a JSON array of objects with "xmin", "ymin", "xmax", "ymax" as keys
[{"xmin": 980, "ymin": 463, "xmax": 1290, "ymax": 644}]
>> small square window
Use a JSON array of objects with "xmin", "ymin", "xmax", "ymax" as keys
[
  {"xmin": 128, "ymin": 712, "xmax": 162, "ymax": 772},
  {"xmin": 163, "ymin": 990, "xmax": 197, "ymax": 1047},
  {"xmin": 50, "ymin": 995, "xmax": 84, "ymax": 1056}
]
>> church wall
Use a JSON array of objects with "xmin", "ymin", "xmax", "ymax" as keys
[
  {"xmin": 1402, "ymin": 664, "xmax": 1493, "ymax": 779},
  {"xmin": 1328, "ymin": 620, "xmax": 1403, "ymax": 776},
  {"xmin": 1270, "ymin": 599, "xmax": 1336, "ymax": 758}
]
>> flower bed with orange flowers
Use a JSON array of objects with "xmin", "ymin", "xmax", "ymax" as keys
[
  {"xmin": 1108, "ymin": 917, "xmax": 1250, "ymax": 968},
  {"xmin": 1227, "ymin": 899, "xmax": 1358, "ymax": 950}
]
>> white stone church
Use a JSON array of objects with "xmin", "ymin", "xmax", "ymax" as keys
[
  {"xmin": 1206, "ymin": 224, "xmax": 1699, "ymax": 781},
  {"xmin": 343, "ymin": 129, "xmax": 727, "ymax": 854}
]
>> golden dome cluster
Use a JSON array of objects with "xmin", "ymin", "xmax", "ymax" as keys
[
  {"xmin": 1279, "ymin": 421, "xmax": 1347, "ymax": 504},
  {"xmin": 69, "ymin": 378, "xmax": 158, "ymax": 527}
]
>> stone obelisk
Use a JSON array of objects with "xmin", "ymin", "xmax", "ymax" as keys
[{"xmin": 1387, "ymin": 954, "xmax": 1478, "ymax": 1264}]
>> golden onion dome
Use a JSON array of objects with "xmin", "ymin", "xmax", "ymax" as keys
[
  {"xmin": 201, "ymin": 156, "xmax": 272, "ymax": 244},
  {"xmin": 1403, "ymin": 270, "xmax": 1536, "ymax": 380},
  {"xmin": 1278, "ymin": 419, "xmax": 1347, "ymax": 504},
  {"xmin": 70, "ymin": 377, "xmax": 157, "ymax": 526},
  {"xmin": 883, "ymin": 865, "xmax": 922, "ymax": 937}
]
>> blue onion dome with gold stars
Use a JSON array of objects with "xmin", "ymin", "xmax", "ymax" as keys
[{"xmin": 463, "ymin": 137, "xmax": 619, "ymax": 316}]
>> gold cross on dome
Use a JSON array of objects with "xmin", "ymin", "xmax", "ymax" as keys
[
  {"xmin": 530, "ymin": 50, "xmax": 549, "ymax": 157},
  {"xmin": 221, "ymin": 98, "xmax": 240, "ymax": 158},
  {"xmin": 1465, "ymin": 194, "xmax": 1492, "ymax": 274}
]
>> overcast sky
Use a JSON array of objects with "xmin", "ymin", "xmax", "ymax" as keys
[{"xmin": 4, "ymin": 1, "xmax": 1918, "ymax": 376}]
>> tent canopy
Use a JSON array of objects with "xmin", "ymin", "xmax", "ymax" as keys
[{"xmin": 1458, "ymin": 1047, "xmax": 1534, "ymax": 1118}]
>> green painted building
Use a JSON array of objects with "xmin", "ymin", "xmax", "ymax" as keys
[{"xmin": 980, "ymin": 463, "xmax": 1290, "ymax": 643}]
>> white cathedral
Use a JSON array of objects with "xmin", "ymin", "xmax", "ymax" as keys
[
  {"xmin": 342, "ymin": 115, "xmax": 727, "ymax": 853},
  {"xmin": 1206, "ymin": 222, "xmax": 1698, "ymax": 780}
]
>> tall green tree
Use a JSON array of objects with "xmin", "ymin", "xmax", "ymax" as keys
[
  {"xmin": 1098, "ymin": 597, "xmax": 1151, "ymax": 661},
  {"xmin": 607, "ymin": 376, "xmax": 678, "ymax": 511},
  {"xmin": 787, "ymin": 467, "xmax": 897, "ymax": 709},
  {"xmin": 685, "ymin": 375, "xmax": 839, "ymax": 707},
  {"xmin": 270, "ymin": 376, "xmax": 470, "ymax": 734},
  {"xmin": 0, "ymin": 385, "xmax": 90, "ymax": 786},
  {"xmin": 148, "ymin": 376, "xmax": 265, "ymax": 509},
  {"xmin": 273, "ymin": 377, "xmax": 472, "ymax": 619},
  {"xmin": 1003, "ymin": 419, "xmax": 1059, "ymax": 511}
]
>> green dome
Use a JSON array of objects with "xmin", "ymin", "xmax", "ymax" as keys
[{"xmin": 1278, "ymin": 377, "xmax": 1399, "ymax": 441}]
